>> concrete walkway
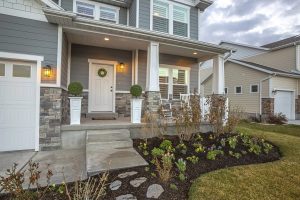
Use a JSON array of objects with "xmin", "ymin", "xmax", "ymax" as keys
[{"xmin": 287, "ymin": 120, "xmax": 300, "ymax": 125}]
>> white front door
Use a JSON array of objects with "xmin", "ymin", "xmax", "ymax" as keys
[
  {"xmin": 274, "ymin": 90, "xmax": 294, "ymax": 120},
  {"xmin": 0, "ymin": 60, "xmax": 37, "ymax": 151},
  {"xmin": 90, "ymin": 63, "xmax": 114, "ymax": 112}
]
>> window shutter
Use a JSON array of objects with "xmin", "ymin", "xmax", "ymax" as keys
[
  {"xmin": 173, "ymin": 5, "xmax": 188, "ymax": 37},
  {"xmin": 153, "ymin": 0, "xmax": 169, "ymax": 33},
  {"xmin": 100, "ymin": 6, "xmax": 117, "ymax": 22},
  {"xmin": 76, "ymin": 1, "xmax": 95, "ymax": 17}
]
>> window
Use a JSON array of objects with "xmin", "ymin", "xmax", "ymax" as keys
[
  {"xmin": 152, "ymin": 0, "xmax": 190, "ymax": 37},
  {"xmin": 235, "ymin": 86, "xmax": 242, "ymax": 94},
  {"xmin": 13, "ymin": 65, "xmax": 31, "ymax": 78},
  {"xmin": 76, "ymin": 1, "xmax": 95, "ymax": 17},
  {"xmin": 100, "ymin": 6, "xmax": 118, "ymax": 22},
  {"xmin": 75, "ymin": 0, "xmax": 119, "ymax": 23},
  {"xmin": 224, "ymin": 87, "xmax": 228, "ymax": 94},
  {"xmin": 0, "ymin": 63, "xmax": 5, "ymax": 76},
  {"xmin": 159, "ymin": 66, "xmax": 189, "ymax": 100},
  {"xmin": 173, "ymin": 5, "xmax": 188, "ymax": 37},
  {"xmin": 153, "ymin": 0, "xmax": 169, "ymax": 33},
  {"xmin": 250, "ymin": 84, "xmax": 259, "ymax": 93}
]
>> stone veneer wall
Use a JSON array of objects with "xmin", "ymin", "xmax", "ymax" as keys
[
  {"xmin": 82, "ymin": 92, "xmax": 89, "ymax": 115},
  {"xmin": 296, "ymin": 95, "xmax": 300, "ymax": 119},
  {"xmin": 61, "ymin": 89, "xmax": 69, "ymax": 124},
  {"xmin": 261, "ymin": 98, "xmax": 274, "ymax": 119},
  {"xmin": 40, "ymin": 88, "xmax": 64, "ymax": 151},
  {"xmin": 144, "ymin": 91, "xmax": 161, "ymax": 113},
  {"xmin": 116, "ymin": 93, "xmax": 132, "ymax": 117}
]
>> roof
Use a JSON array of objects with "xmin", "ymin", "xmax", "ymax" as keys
[
  {"xmin": 220, "ymin": 40, "xmax": 269, "ymax": 51},
  {"xmin": 201, "ymin": 59, "xmax": 300, "ymax": 84},
  {"xmin": 261, "ymin": 35, "xmax": 300, "ymax": 48}
]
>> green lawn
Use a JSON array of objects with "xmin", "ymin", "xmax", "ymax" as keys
[{"xmin": 189, "ymin": 123, "xmax": 300, "ymax": 200}]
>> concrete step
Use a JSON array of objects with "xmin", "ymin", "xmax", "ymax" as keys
[
  {"xmin": 86, "ymin": 112, "xmax": 118, "ymax": 120},
  {"xmin": 87, "ymin": 140, "xmax": 133, "ymax": 149},
  {"xmin": 86, "ymin": 147, "xmax": 148, "ymax": 176}
]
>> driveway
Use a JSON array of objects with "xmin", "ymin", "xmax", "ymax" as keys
[{"xmin": 287, "ymin": 120, "xmax": 300, "ymax": 125}]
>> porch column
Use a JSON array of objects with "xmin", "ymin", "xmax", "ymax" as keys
[
  {"xmin": 212, "ymin": 55, "xmax": 225, "ymax": 94},
  {"xmin": 145, "ymin": 42, "xmax": 160, "ymax": 112}
]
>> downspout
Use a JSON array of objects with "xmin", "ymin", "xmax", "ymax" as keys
[
  {"xmin": 224, "ymin": 50, "xmax": 234, "ymax": 61},
  {"xmin": 259, "ymin": 73, "xmax": 277, "ymax": 117}
]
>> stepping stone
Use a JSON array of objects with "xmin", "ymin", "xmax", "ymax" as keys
[
  {"xmin": 130, "ymin": 177, "xmax": 147, "ymax": 187},
  {"xmin": 118, "ymin": 171, "xmax": 138, "ymax": 179},
  {"xmin": 110, "ymin": 180, "xmax": 122, "ymax": 191},
  {"xmin": 115, "ymin": 194, "xmax": 137, "ymax": 200},
  {"xmin": 146, "ymin": 184, "xmax": 164, "ymax": 199}
]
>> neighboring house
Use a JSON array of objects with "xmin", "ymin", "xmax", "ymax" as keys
[
  {"xmin": 202, "ymin": 36, "xmax": 300, "ymax": 120},
  {"xmin": 0, "ymin": 0, "xmax": 231, "ymax": 152}
]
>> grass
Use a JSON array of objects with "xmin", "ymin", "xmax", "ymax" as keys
[
  {"xmin": 189, "ymin": 123, "xmax": 300, "ymax": 200},
  {"xmin": 239, "ymin": 121, "xmax": 300, "ymax": 138}
]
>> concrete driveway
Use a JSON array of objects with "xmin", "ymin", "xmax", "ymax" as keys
[{"xmin": 287, "ymin": 120, "xmax": 300, "ymax": 125}]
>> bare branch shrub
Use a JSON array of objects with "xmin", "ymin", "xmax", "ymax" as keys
[
  {"xmin": 224, "ymin": 105, "xmax": 244, "ymax": 133},
  {"xmin": 205, "ymin": 94, "xmax": 226, "ymax": 135},
  {"xmin": 154, "ymin": 152, "xmax": 174, "ymax": 182},
  {"xmin": 141, "ymin": 109, "xmax": 162, "ymax": 138}
]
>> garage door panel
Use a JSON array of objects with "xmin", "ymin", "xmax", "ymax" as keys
[
  {"xmin": 0, "ymin": 127, "xmax": 35, "ymax": 151},
  {"xmin": 0, "ymin": 106, "xmax": 35, "ymax": 127},
  {"xmin": 274, "ymin": 91, "xmax": 294, "ymax": 120},
  {"xmin": 0, "ymin": 83, "xmax": 35, "ymax": 104}
]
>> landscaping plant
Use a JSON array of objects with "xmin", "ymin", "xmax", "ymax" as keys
[
  {"xmin": 176, "ymin": 142, "xmax": 187, "ymax": 155},
  {"xmin": 206, "ymin": 150, "xmax": 224, "ymax": 160},
  {"xmin": 175, "ymin": 158, "xmax": 187, "ymax": 181},
  {"xmin": 154, "ymin": 152, "xmax": 174, "ymax": 182},
  {"xmin": 186, "ymin": 155, "xmax": 199, "ymax": 164},
  {"xmin": 228, "ymin": 136, "xmax": 238, "ymax": 149},
  {"xmin": 68, "ymin": 82, "xmax": 83, "ymax": 96}
]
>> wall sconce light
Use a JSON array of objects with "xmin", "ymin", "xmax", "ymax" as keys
[
  {"xmin": 118, "ymin": 62, "xmax": 125, "ymax": 72},
  {"xmin": 43, "ymin": 65, "xmax": 52, "ymax": 77}
]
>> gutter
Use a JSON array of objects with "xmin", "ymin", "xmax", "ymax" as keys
[
  {"xmin": 259, "ymin": 74, "xmax": 277, "ymax": 116},
  {"xmin": 271, "ymin": 41, "xmax": 300, "ymax": 51}
]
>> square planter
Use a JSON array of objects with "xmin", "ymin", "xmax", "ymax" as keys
[
  {"xmin": 131, "ymin": 98, "xmax": 143, "ymax": 123},
  {"xmin": 69, "ymin": 97, "xmax": 83, "ymax": 125}
]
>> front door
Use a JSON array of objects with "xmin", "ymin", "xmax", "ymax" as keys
[{"xmin": 90, "ymin": 63, "xmax": 114, "ymax": 112}]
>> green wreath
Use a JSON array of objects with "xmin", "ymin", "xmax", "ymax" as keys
[{"xmin": 98, "ymin": 68, "xmax": 107, "ymax": 77}]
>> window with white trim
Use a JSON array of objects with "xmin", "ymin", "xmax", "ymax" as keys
[
  {"xmin": 0, "ymin": 63, "xmax": 5, "ymax": 76},
  {"xmin": 152, "ymin": 0, "xmax": 190, "ymax": 37},
  {"xmin": 235, "ymin": 86, "xmax": 242, "ymax": 94},
  {"xmin": 75, "ymin": 0, "xmax": 119, "ymax": 23},
  {"xmin": 159, "ymin": 66, "xmax": 189, "ymax": 100},
  {"xmin": 250, "ymin": 84, "xmax": 259, "ymax": 93}
]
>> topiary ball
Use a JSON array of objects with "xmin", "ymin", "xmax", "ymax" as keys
[
  {"xmin": 68, "ymin": 82, "xmax": 83, "ymax": 96},
  {"xmin": 130, "ymin": 85, "xmax": 142, "ymax": 98}
]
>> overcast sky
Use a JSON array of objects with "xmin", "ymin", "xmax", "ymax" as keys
[{"xmin": 199, "ymin": 0, "xmax": 300, "ymax": 46}]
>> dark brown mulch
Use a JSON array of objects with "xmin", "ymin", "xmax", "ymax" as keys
[{"xmin": 104, "ymin": 133, "xmax": 281, "ymax": 200}]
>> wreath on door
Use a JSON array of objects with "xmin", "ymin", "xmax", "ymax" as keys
[{"xmin": 98, "ymin": 68, "xmax": 107, "ymax": 77}]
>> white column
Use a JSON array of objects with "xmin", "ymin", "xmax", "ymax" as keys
[
  {"xmin": 146, "ymin": 42, "xmax": 160, "ymax": 91},
  {"xmin": 212, "ymin": 55, "xmax": 225, "ymax": 94},
  {"xmin": 296, "ymin": 45, "xmax": 300, "ymax": 71}
]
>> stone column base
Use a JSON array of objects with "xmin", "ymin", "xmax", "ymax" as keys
[
  {"xmin": 144, "ymin": 91, "xmax": 161, "ymax": 113},
  {"xmin": 296, "ymin": 95, "xmax": 300, "ymax": 120},
  {"xmin": 261, "ymin": 98, "xmax": 274, "ymax": 120}
]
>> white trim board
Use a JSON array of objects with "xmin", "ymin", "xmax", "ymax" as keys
[{"xmin": 0, "ymin": 51, "xmax": 43, "ymax": 151}]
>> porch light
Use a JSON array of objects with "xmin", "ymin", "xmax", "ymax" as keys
[
  {"xmin": 104, "ymin": 37, "xmax": 110, "ymax": 41},
  {"xmin": 43, "ymin": 65, "xmax": 52, "ymax": 77},
  {"xmin": 193, "ymin": 52, "xmax": 198, "ymax": 55},
  {"xmin": 117, "ymin": 62, "xmax": 126, "ymax": 72}
]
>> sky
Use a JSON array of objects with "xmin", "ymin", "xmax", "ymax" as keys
[{"xmin": 199, "ymin": 0, "xmax": 300, "ymax": 46}]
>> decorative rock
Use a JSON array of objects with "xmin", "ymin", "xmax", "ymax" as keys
[
  {"xmin": 109, "ymin": 180, "xmax": 122, "ymax": 191},
  {"xmin": 115, "ymin": 194, "xmax": 137, "ymax": 200},
  {"xmin": 130, "ymin": 177, "xmax": 147, "ymax": 187},
  {"xmin": 117, "ymin": 171, "xmax": 138, "ymax": 179},
  {"xmin": 146, "ymin": 184, "xmax": 164, "ymax": 199}
]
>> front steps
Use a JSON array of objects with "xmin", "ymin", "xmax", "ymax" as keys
[
  {"xmin": 86, "ymin": 129, "xmax": 148, "ymax": 176},
  {"xmin": 86, "ymin": 112, "xmax": 118, "ymax": 120}
]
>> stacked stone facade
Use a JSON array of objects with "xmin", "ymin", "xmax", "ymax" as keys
[
  {"xmin": 144, "ymin": 91, "xmax": 161, "ymax": 113},
  {"xmin": 261, "ymin": 98, "xmax": 274, "ymax": 119},
  {"xmin": 296, "ymin": 95, "xmax": 300, "ymax": 119},
  {"xmin": 115, "ymin": 93, "xmax": 132, "ymax": 117},
  {"xmin": 39, "ymin": 88, "xmax": 64, "ymax": 151},
  {"xmin": 81, "ymin": 92, "xmax": 89, "ymax": 115}
]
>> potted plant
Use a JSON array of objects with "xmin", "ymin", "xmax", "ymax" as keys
[
  {"xmin": 130, "ymin": 84, "xmax": 143, "ymax": 123},
  {"xmin": 68, "ymin": 82, "xmax": 83, "ymax": 125}
]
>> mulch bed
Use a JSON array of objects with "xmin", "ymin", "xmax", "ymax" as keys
[{"xmin": 104, "ymin": 133, "xmax": 281, "ymax": 200}]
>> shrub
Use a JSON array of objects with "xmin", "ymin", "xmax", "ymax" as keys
[
  {"xmin": 155, "ymin": 152, "xmax": 174, "ymax": 182},
  {"xmin": 206, "ymin": 150, "xmax": 224, "ymax": 160},
  {"xmin": 228, "ymin": 136, "xmax": 238, "ymax": 149},
  {"xmin": 170, "ymin": 183, "xmax": 178, "ymax": 190},
  {"xmin": 266, "ymin": 113, "xmax": 287, "ymax": 125},
  {"xmin": 186, "ymin": 155, "xmax": 199, "ymax": 164},
  {"xmin": 193, "ymin": 143, "xmax": 205, "ymax": 153},
  {"xmin": 159, "ymin": 139, "xmax": 174, "ymax": 152},
  {"xmin": 130, "ymin": 85, "xmax": 142, "ymax": 98},
  {"xmin": 175, "ymin": 158, "xmax": 186, "ymax": 181},
  {"xmin": 151, "ymin": 147, "xmax": 165, "ymax": 158},
  {"xmin": 176, "ymin": 142, "xmax": 187, "ymax": 155},
  {"xmin": 263, "ymin": 142, "xmax": 273, "ymax": 154},
  {"xmin": 224, "ymin": 106, "xmax": 244, "ymax": 133},
  {"xmin": 229, "ymin": 151, "xmax": 242, "ymax": 159},
  {"xmin": 138, "ymin": 141, "xmax": 149, "ymax": 156},
  {"xmin": 68, "ymin": 82, "xmax": 83, "ymax": 96}
]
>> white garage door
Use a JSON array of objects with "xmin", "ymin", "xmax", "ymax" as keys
[
  {"xmin": 0, "ymin": 60, "xmax": 37, "ymax": 151},
  {"xmin": 274, "ymin": 91, "xmax": 294, "ymax": 120}
]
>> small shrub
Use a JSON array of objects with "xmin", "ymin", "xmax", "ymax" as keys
[
  {"xmin": 160, "ymin": 139, "xmax": 175, "ymax": 152},
  {"xmin": 151, "ymin": 147, "xmax": 165, "ymax": 158},
  {"xmin": 68, "ymin": 82, "xmax": 83, "ymax": 96},
  {"xmin": 248, "ymin": 143, "xmax": 262, "ymax": 155},
  {"xmin": 186, "ymin": 155, "xmax": 199, "ymax": 164},
  {"xmin": 206, "ymin": 150, "xmax": 224, "ymax": 160},
  {"xmin": 193, "ymin": 143, "xmax": 205, "ymax": 153},
  {"xmin": 194, "ymin": 134, "xmax": 203, "ymax": 142},
  {"xmin": 220, "ymin": 138, "xmax": 226, "ymax": 147},
  {"xmin": 175, "ymin": 158, "xmax": 186, "ymax": 181},
  {"xmin": 138, "ymin": 141, "xmax": 149, "ymax": 156},
  {"xmin": 266, "ymin": 113, "xmax": 287, "ymax": 125},
  {"xmin": 176, "ymin": 142, "xmax": 187, "ymax": 155},
  {"xmin": 263, "ymin": 142, "xmax": 273, "ymax": 154},
  {"xmin": 155, "ymin": 152, "xmax": 174, "ymax": 182},
  {"xmin": 225, "ymin": 106, "xmax": 244, "ymax": 133},
  {"xmin": 229, "ymin": 151, "xmax": 242, "ymax": 159},
  {"xmin": 170, "ymin": 183, "xmax": 178, "ymax": 190},
  {"xmin": 228, "ymin": 136, "xmax": 238, "ymax": 149},
  {"xmin": 130, "ymin": 85, "xmax": 142, "ymax": 98}
]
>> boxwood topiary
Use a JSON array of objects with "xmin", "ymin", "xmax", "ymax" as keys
[
  {"xmin": 68, "ymin": 82, "xmax": 83, "ymax": 96},
  {"xmin": 130, "ymin": 84, "xmax": 142, "ymax": 98}
]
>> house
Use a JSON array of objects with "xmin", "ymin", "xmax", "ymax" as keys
[
  {"xmin": 0, "ymin": 0, "xmax": 231, "ymax": 152},
  {"xmin": 201, "ymin": 35, "xmax": 300, "ymax": 120}
]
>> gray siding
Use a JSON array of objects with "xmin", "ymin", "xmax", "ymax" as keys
[
  {"xmin": 61, "ymin": 33, "xmax": 69, "ymax": 88},
  {"xmin": 139, "ymin": 0, "xmax": 150, "ymax": 29},
  {"xmin": 138, "ymin": 50, "xmax": 147, "ymax": 89},
  {"xmin": 129, "ymin": 0, "xmax": 137, "ymax": 27},
  {"xmin": 190, "ymin": 7, "xmax": 198, "ymax": 40},
  {"xmin": 61, "ymin": 0, "xmax": 73, "ymax": 11},
  {"xmin": 71, "ymin": 44, "xmax": 132, "ymax": 91},
  {"xmin": 0, "ymin": 14, "xmax": 58, "ymax": 67},
  {"xmin": 119, "ymin": 7, "xmax": 128, "ymax": 25}
]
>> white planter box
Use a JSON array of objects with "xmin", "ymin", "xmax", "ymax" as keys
[
  {"xmin": 131, "ymin": 98, "xmax": 143, "ymax": 123},
  {"xmin": 69, "ymin": 97, "xmax": 83, "ymax": 125}
]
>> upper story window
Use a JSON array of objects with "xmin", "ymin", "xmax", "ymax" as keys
[
  {"xmin": 75, "ymin": 0, "xmax": 119, "ymax": 23},
  {"xmin": 152, "ymin": 0, "xmax": 190, "ymax": 37}
]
